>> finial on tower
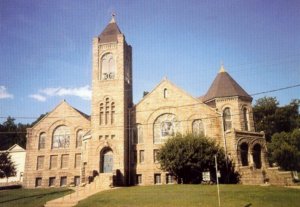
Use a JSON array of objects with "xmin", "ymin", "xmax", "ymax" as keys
[
  {"xmin": 110, "ymin": 12, "xmax": 116, "ymax": 23},
  {"xmin": 219, "ymin": 62, "xmax": 226, "ymax": 73}
]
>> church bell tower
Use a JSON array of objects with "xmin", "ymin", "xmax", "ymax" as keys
[{"xmin": 88, "ymin": 15, "xmax": 132, "ymax": 185}]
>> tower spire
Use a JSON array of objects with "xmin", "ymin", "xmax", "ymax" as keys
[
  {"xmin": 110, "ymin": 12, "xmax": 116, "ymax": 23},
  {"xmin": 219, "ymin": 63, "xmax": 226, "ymax": 73}
]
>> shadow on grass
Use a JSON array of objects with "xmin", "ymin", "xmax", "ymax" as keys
[
  {"xmin": 244, "ymin": 203, "xmax": 252, "ymax": 207},
  {"xmin": 0, "ymin": 189, "xmax": 71, "ymax": 204}
]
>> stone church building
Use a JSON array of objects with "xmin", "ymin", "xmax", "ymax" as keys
[{"xmin": 23, "ymin": 17, "xmax": 292, "ymax": 188}]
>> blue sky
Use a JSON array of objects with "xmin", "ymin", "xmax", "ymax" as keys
[{"xmin": 0, "ymin": 0, "xmax": 299, "ymax": 124}]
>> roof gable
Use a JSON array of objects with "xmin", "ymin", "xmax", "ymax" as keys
[
  {"xmin": 31, "ymin": 100, "xmax": 90, "ymax": 128},
  {"xmin": 8, "ymin": 144, "xmax": 25, "ymax": 152}
]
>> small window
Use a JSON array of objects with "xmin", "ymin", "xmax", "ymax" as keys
[
  {"xmin": 75, "ymin": 154, "xmax": 81, "ymax": 168},
  {"xmin": 74, "ymin": 176, "xmax": 80, "ymax": 186},
  {"xmin": 50, "ymin": 155, "xmax": 58, "ymax": 169},
  {"xmin": 49, "ymin": 177, "xmax": 55, "ymax": 187},
  {"xmin": 38, "ymin": 133, "xmax": 46, "ymax": 150},
  {"xmin": 61, "ymin": 154, "xmax": 69, "ymax": 169},
  {"xmin": 154, "ymin": 174, "xmax": 161, "ymax": 184},
  {"xmin": 60, "ymin": 176, "xmax": 67, "ymax": 186},
  {"xmin": 136, "ymin": 174, "xmax": 142, "ymax": 184},
  {"xmin": 166, "ymin": 174, "xmax": 174, "ymax": 184},
  {"xmin": 35, "ymin": 177, "xmax": 42, "ymax": 187},
  {"xmin": 139, "ymin": 150, "xmax": 144, "ymax": 163},
  {"xmin": 153, "ymin": 149, "xmax": 159, "ymax": 163},
  {"xmin": 37, "ymin": 156, "xmax": 44, "ymax": 170},
  {"xmin": 223, "ymin": 108, "xmax": 232, "ymax": 131},
  {"xmin": 163, "ymin": 88, "xmax": 168, "ymax": 98}
]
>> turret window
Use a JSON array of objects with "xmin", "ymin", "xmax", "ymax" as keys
[
  {"xmin": 101, "ymin": 53, "xmax": 116, "ymax": 80},
  {"xmin": 243, "ymin": 108, "xmax": 249, "ymax": 131},
  {"xmin": 223, "ymin": 108, "xmax": 232, "ymax": 131}
]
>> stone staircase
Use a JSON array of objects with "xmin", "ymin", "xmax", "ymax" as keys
[
  {"xmin": 239, "ymin": 166, "xmax": 296, "ymax": 186},
  {"xmin": 44, "ymin": 173, "xmax": 114, "ymax": 207}
]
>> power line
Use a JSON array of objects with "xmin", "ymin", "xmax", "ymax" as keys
[{"xmin": 1, "ymin": 82, "xmax": 299, "ymax": 121}]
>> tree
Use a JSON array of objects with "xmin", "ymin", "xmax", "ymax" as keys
[
  {"xmin": 0, "ymin": 117, "xmax": 30, "ymax": 150},
  {"xmin": 268, "ymin": 129, "xmax": 300, "ymax": 171},
  {"xmin": 0, "ymin": 152, "xmax": 16, "ymax": 182},
  {"xmin": 157, "ymin": 133, "xmax": 227, "ymax": 184},
  {"xmin": 253, "ymin": 97, "xmax": 299, "ymax": 141}
]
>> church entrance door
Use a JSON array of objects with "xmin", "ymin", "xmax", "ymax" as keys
[{"xmin": 101, "ymin": 149, "xmax": 113, "ymax": 173}]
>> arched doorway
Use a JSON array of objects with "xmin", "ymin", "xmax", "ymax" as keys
[
  {"xmin": 100, "ymin": 148, "xmax": 113, "ymax": 173},
  {"xmin": 240, "ymin": 143, "xmax": 249, "ymax": 166},
  {"xmin": 252, "ymin": 144, "xmax": 262, "ymax": 169}
]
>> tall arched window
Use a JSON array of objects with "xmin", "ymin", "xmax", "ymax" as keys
[
  {"xmin": 153, "ymin": 113, "xmax": 180, "ymax": 143},
  {"xmin": 99, "ymin": 98, "xmax": 115, "ymax": 126},
  {"xmin": 223, "ymin": 107, "xmax": 232, "ymax": 131},
  {"xmin": 192, "ymin": 119, "xmax": 205, "ymax": 136},
  {"xmin": 38, "ymin": 133, "xmax": 46, "ymax": 150},
  {"xmin": 76, "ymin": 130, "xmax": 83, "ymax": 148},
  {"xmin": 52, "ymin": 126, "xmax": 70, "ymax": 149},
  {"xmin": 137, "ymin": 124, "xmax": 143, "ymax": 144},
  {"xmin": 99, "ymin": 103, "xmax": 104, "ymax": 125},
  {"xmin": 243, "ymin": 108, "xmax": 249, "ymax": 131},
  {"xmin": 111, "ymin": 102, "xmax": 115, "ymax": 124},
  {"xmin": 253, "ymin": 144, "xmax": 262, "ymax": 169},
  {"xmin": 101, "ymin": 53, "xmax": 116, "ymax": 80}
]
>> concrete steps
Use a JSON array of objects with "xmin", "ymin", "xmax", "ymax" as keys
[{"xmin": 44, "ymin": 173, "xmax": 114, "ymax": 207}]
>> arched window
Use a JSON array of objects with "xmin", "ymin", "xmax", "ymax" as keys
[
  {"xmin": 192, "ymin": 119, "xmax": 205, "ymax": 136},
  {"xmin": 253, "ymin": 144, "xmax": 262, "ymax": 169},
  {"xmin": 99, "ymin": 103, "xmax": 104, "ymax": 125},
  {"xmin": 111, "ymin": 102, "xmax": 115, "ymax": 124},
  {"xmin": 101, "ymin": 53, "xmax": 115, "ymax": 80},
  {"xmin": 163, "ymin": 88, "xmax": 168, "ymax": 98},
  {"xmin": 223, "ymin": 107, "xmax": 232, "ymax": 131},
  {"xmin": 137, "ymin": 124, "xmax": 143, "ymax": 144},
  {"xmin": 76, "ymin": 130, "xmax": 83, "ymax": 148},
  {"xmin": 153, "ymin": 113, "xmax": 180, "ymax": 144},
  {"xmin": 99, "ymin": 98, "xmax": 115, "ymax": 126},
  {"xmin": 240, "ymin": 143, "xmax": 249, "ymax": 166},
  {"xmin": 38, "ymin": 133, "xmax": 46, "ymax": 150},
  {"xmin": 52, "ymin": 126, "xmax": 70, "ymax": 149},
  {"xmin": 243, "ymin": 108, "xmax": 249, "ymax": 131}
]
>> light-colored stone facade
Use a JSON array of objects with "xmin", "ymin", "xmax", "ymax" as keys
[{"xmin": 23, "ymin": 17, "xmax": 294, "ymax": 188}]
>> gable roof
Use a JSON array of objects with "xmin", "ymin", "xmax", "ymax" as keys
[
  {"xmin": 7, "ymin": 144, "xmax": 25, "ymax": 152},
  {"xmin": 203, "ymin": 66, "xmax": 252, "ymax": 102},
  {"xmin": 99, "ymin": 17, "xmax": 122, "ymax": 44},
  {"xmin": 31, "ymin": 100, "xmax": 90, "ymax": 128}
]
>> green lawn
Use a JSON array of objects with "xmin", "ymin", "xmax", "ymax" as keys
[
  {"xmin": 0, "ymin": 187, "xmax": 73, "ymax": 207},
  {"xmin": 77, "ymin": 184, "xmax": 300, "ymax": 207}
]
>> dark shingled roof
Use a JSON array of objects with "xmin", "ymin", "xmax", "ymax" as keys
[
  {"xmin": 99, "ymin": 19, "xmax": 122, "ymax": 43},
  {"xmin": 203, "ymin": 67, "xmax": 252, "ymax": 102}
]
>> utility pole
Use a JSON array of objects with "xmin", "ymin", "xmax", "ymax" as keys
[{"xmin": 215, "ymin": 155, "xmax": 221, "ymax": 207}]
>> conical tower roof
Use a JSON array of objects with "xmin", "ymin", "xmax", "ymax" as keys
[
  {"xmin": 203, "ymin": 65, "xmax": 252, "ymax": 103},
  {"xmin": 99, "ymin": 15, "xmax": 122, "ymax": 43}
]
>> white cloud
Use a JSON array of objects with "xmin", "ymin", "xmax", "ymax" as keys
[
  {"xmin": 0, "ymin": 86, "xmax": 14, "ymax": 99},
  {"xmin": 30, "ymin": 85, "xmax": 92, "ymax": 101},
  {"xmin": 29, "ymin": 94, "xmax": 46, "ymax": 102}
]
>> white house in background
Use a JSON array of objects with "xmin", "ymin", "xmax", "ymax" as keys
[{"xmin": 0, "ymin": 144, "xmax": 26, "ymax": 183}]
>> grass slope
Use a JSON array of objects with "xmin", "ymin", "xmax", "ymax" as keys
[
  {"xmin": 0, "ymin": 188, "xmax": 73, "ymax": 207},
  {"xmin": 77, "ymin": 184, "xmax": 300, "ymax": 207}
]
